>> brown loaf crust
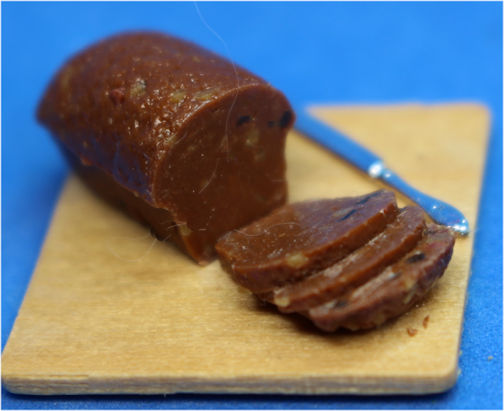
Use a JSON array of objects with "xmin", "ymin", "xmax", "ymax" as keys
[
  {"xmin": 307, "ymin": 225, "xmax": 455, "ymax": 331},
  {"xmin": 215, "ymin": 190, "xmax": 399, "ymax": 293},
  {"xmin": 37, "ymin": 32, "xmax": 294, "ymax": 264},
  {"xmin": 270, "ymin": 206, "xmax": 426, "ymax": 313}
]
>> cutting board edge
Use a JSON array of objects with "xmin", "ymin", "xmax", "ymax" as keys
[{"xmin": 2, "ymin": 367, "xmax": 458, "ymax": 396}]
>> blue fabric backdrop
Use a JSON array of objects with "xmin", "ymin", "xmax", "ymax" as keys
[{"xmin": 2, "ymin": 2, "xmax": 502, "ymax": 409}]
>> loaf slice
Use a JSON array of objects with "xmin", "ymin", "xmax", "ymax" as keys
[{"xmin": 215, "ymin": 190, "xmax": 399, "ymax": 293}]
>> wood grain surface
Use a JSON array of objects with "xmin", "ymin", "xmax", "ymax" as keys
[{"xmin": 2, "ymin": 103, "xmax": 489, "ymax": 395}]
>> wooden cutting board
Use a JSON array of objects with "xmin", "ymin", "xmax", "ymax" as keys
[{"xmin": 2, "ymin": 103, "xmax": 489, "ymax": 395}]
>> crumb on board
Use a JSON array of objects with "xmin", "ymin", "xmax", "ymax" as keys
[
  {"xmin": 423, "ymin": 314, "xmax": 430, "ymax": 329},
  {"xmin": 487, "ymin": 355, "xmax": 494, "ymax": 361},
  {"xmin": 407, "ymin": 327, "xmax": 418, "ymax": 337}
]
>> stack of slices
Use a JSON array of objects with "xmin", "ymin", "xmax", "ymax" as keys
[{"xmin": 216, "ymin": 190, "xmax": 455, "ymax": 332}]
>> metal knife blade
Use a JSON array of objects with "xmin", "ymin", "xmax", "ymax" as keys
[{"xmin": 295, "ymin": 108, "xmax": 470, "ymax": 236}]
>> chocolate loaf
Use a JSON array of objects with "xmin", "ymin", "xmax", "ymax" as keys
[
  {"xmin": 37, "ymin": 32, "xmax": 294, "ymax": 264},
  {"xmin": 216, "ymin": 191, "xmax": 455, "ymax": 331}
]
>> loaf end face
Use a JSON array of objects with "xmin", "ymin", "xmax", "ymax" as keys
[{"xmin": 156, "ymin": 84, "xmax": 293, "ymax": 263}]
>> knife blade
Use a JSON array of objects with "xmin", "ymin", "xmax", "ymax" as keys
[{"xmin": 294, "ymin": 108, "xmax": 470, "ymax": 236}]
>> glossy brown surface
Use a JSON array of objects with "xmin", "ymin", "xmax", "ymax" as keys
[
  {"xmin": 308, "ymin": 225, "xmax": 455, "ymax": 331},
  {"xmin": 37, "ymin": 32, "xmax": 294, "ymax": 263},
  {"xmin": 215, "ymin": 190, "xmax": 399, "ymax": 293},
  {"xmin": 272, "ymin": 206, "xmax": 426, "ymax": 313},
  {"xmin": 217, "ymin": 188, "xmax": 455, "ymax": 332}
]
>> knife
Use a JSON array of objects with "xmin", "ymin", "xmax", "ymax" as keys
[{"xmin": 295, "ymin": 108, "xmax": 470, "ymax": 236}]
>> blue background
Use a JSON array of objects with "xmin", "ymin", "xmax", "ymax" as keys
[{"xmin": 2, "ymin": 1, "xmax": 502, "ymax": 409}]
